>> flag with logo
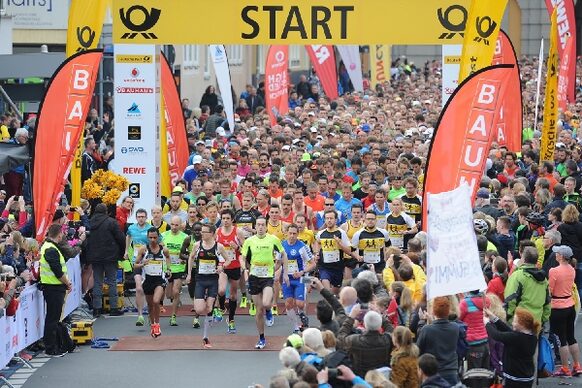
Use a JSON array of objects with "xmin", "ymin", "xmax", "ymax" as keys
[
  {"xmin": 541, "ymin": 8, "xmax": 560, "ymax": 163},
  {"xmin": 34, "ymin": 51, "xmax": 103, "ymax": 240},
  {"xmin": 369, "ymin": 45, "xmax": 391, "ymax": 90},
  {"xmin": 558, "ymin": 34, "xmax": 574, "ymax": 112},
  {"xmin": 265, "ymin": 45, "xmax": 289, "ymax": 126},
  {"xmin": 422, "ymin": 65, "xmax": 513, "ymax": 228},
  {"xmin": 491, "ymin": 30, "xmax": 522, "ymax": 152},
  {"xmin": 545, "ymin": 0, "xmax": 576, "ymax": 105},
  {"xmin": 337, "ymin": 45, "xmax": 364, "ymax": 92},
  {"xmin": 458, "ymin": 0, "xmax": 508, "ymax": 82},
  {"xmin": 209, "ymin": 45, "xmax": 234, "ymax": 130},
  {"xmin": 305, "ymin": 45, "xmax": 338, "ymax": 100}
]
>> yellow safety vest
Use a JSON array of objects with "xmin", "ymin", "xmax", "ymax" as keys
[{"xmin": 40, "ymin": 241, "xmax": 67, "ymax": 285}]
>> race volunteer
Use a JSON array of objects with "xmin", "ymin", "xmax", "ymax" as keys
[
  {"xmin": 352, "ymin": 210, "xmax": 391, "ymax": 273},
  {"xmin": 134, "ymin": 227, "xmax": 171, "ymax": 338},
  {"xmin": 125, "ymin": 208, "xmax": 151, "ymax": 327},
  {"xmin": 161, "ymin": 216, "xmax": 188, "ymax": 327},
  {"xmin": 241, "ymin": 217, "xmax": 289, "ymax": 349},
  {"xmin": 216, "ymin": 209, "xmax": 246, "ymax": 333},
  {"xmin": 282, "ymin": 224, "xmax": 315, "ymax": 333},
  {"xmin": 385, "ymin": 197, "xmax": 418, "ymax": 250},
  {"xmin": 314, "ymin": 210, "xmax": 358, "ymax": 294},
  {"xmin": 187, "ymin": 224, "xmax": 228, "ymax": 348}
]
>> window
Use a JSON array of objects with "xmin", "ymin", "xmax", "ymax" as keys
[
  {"xmin": 257, "ymin": 45, "xmax": 266, "ymax": 74},
  {"xmin": 204, "ymin": 45, "xmax": 211, "ymax": 79},
  {"xmin": 183, "ymin": 45, "xmax": 199, "ymax": 68},
  {"xmin": 231, "ymin": 45, "xmax": 243, "ymax": 65},
  {"xmin": 289, "ymin": 45, "xmax": 301, "ymax": 67}
]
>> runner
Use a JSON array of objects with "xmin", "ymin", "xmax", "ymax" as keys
[
  {"xmin": 161, "ymin": 216, "xmax": 188, "ymax": 327},
  {"xmin": 282, "ymin": 223, "xmax": 315, "ymax": 333},
  {"xmin": 241, "ymin": 217, "xmax": 289, "ymax": 349},
  {"xmin": 186, "ymin": 224, "xmax": 228, "ymax": 348},
  {"xmin": 266, "ymin": 203, "xmax": 287, "ymax": 315},
  {"xmin": 399, "ymin": 177, "xmax": 423, "ymax": 243},
  {"xmin": 124, "ymin": 208, "xmax": 151, "ymax": 326},
  {"xmin": 149, "ymin": 205, "xmax": 170, "ymax": 233},
  {"xmin": 133, "ymin": 227, "xmax": 171, "ymax": 338},
  {"xmin": 184, "ymin": 203, "xmax": 200, "ymax": 235},
  {"xmin": 340, "ymin": 203, "xmax": 364, "ymax": 280},
  {"xmin": 368, "ymin": 188, "xmax": 391, "ymax": 229},
  {"xmin": 385, "ymin": 197, "xmax": 418, "ymax": 250},
  {"xmin": 352, "ymin": 210, "xmax": 391, "ymax": 273},
  {"xmin": 180, "ymin": 222, "xmax": 203, "ymax": 328},
  {"xmin": 216, "ymin": 209, "xmax": 245, "ymax": 333},
  {"xmin": 215, "ymin": 178, "xmax": 242, "ymax": 211},
  {"xmin": 315, "ymin": 199, "xmax": 343, "ymax": 230},
  {"xmin": 279, "ymin": 194, "xmax": 295, "ymax": 224},
  {"xmin": 294, "ymin": 213, "xmax": 315, "ymax": 248}
]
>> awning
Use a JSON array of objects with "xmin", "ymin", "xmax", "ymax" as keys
[{"xmin": 0, "ymin": 53, "xmax": 66, "ymax": 79}]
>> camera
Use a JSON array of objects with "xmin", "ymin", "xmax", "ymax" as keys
[
  {"xmin": 327, "ymin": 368, "xmax": 343, "ymax": 380},
  {"xmin": 300, "ymin": 276, "xmax": 313, "ymax": 284}
]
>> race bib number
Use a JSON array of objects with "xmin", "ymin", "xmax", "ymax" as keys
[
  {"xmin": 323, "ymin": 250, "xmax": 340, "ymax": 263},
  {"xmin": 251, "ymin": 265, "xmax": 269, "ymax": 278},
  {"xmin": 170, "ymin": 254, "xmax": 181, "ymax": 265},
  {"xmin": 223, "ymin": 247, "xmax": 235, "ymax": 260},
  {"xmin": 287, "ymin": 260, "xmax": 298, "ymax": 274},
  {"xmin": 376, "ymin": 217, "xmax": 387, "ymax": 229},
  {"xmin": 198, "ymin": 259, "xmax": 216, "ymax": 275},
  {"xmin": 363, "ymin": 251, "xmax": 381, "ymax": 264},
  {"xmin": 144, "ymin": 260, "xmax": 163, "ymax": 276}
]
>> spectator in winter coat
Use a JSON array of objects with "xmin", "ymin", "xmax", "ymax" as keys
[
  {"xmin": 418, "ymin": 354, "xmax": 450, "ymax": 388},
  {"xmin": 487, "ymin": 256, "xmax": 508, "ymax": 302},
  {"xmin": 459, "ymin": 291, "xmax": 490, "ymax": 370}
]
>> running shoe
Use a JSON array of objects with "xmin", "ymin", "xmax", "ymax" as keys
[
  {"xmin": 240, "ymin": 296, "xmax": 248, "ymax": 308},
  {"xmin": 293, "ymin": 327, "xmax": 301, "ymax": 334},
  {"xmin": 249, "ymin": 302, "xmax": 256, "ymax": 316},
  {"xmin": 227, "ymin": 320, "xmax": 236, "ymax": 334},
  {"xmin": 265, "ymin": 309, "xmax": 274, "ymax": 327},
  {"xmin": 255, "ymin": 338, "xmax": 267, "ymax": 350},
  {"xmin": 136, "ymin": 315, "xmax": 145, "ymax": 326},
  {"xmin": 203, "ymin": 337, "xmax": 212, "ymax": 349},
  {"xmin": 572, "ymin": 363, "xmax": 582, "ymax": 376},
  {"xmin": 298, "ymin": 312, "xmax": 309, "ymax": 328},
  {"xmin": 150, "ymin": 325, "xmax": 156, "ymax": 338},
  {"xmin": 213, "ymin": 307, "xmax": 223, "ymax": 322},
  {"xmin": 554, "ymin": 367, "xmax": 572, "ymax": 377},
  {"xmin": 272, "ymin": 305, "xmax": 279, "ymax": 316},
  {"xmin": 169, "ymin": 314, "xmax": 178, "ymax": 326},
  {"xmin": 192, "ymin": 317, "xmax": 200, "ymax": 329},
  {"xmin": 153, "ymin": 323, "xmax": 161, "ymax": 337}
]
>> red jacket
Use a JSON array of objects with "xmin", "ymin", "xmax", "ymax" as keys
[
  {"xmin": 459, "ymin": 295, "xmax": 489, "ymax": 344},
  {"xmin": 116, "ymin": 206, "xmax": 130, "ymax": 232},
  {"xmin": 487, "ymin": 276, "xmax": 505, "ymax": 302}
]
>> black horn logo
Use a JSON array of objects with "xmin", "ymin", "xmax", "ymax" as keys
[
  {"xmin": 119, "ymin": 5, "xmax": 161, "ymax": 39},
  {"xmin": 473, "ymin": 16, "xmax": 497, "ymax": 45},
  {"xmin": 76, "ymin": 26, "xmax": 95, "ymax": 52},
  {"xmin": 437, "ymin": 5, "xmax": 467, "ymax": 40}
]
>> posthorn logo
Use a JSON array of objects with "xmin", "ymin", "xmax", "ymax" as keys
[
  {"xmin": 473, "ymin": 16, "xmax": 497, "ymax": 46},
  {"xmin": 75, "ymin": 26, "xmax": 96, "ymax": 52},
  {"xmin": 119, "ymin": 5, "xmax": 161, "ymax": 40},
  {"xmin": 437, "ymin": 5, "xmax": 467, "ymax": 40}
]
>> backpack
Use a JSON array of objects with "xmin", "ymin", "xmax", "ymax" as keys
[
  {"xmin": 455, "ymin": 320, "xmax": 469, "ymax": 358},
  {"xmin": 537, "ymin": 335, "xmax": 555, "ymax": 378}
]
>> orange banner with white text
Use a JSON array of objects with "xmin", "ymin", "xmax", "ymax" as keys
[
  {"xmin": 34, "ymin": 50, "xmax": 103, "ymax": 240},
  {"xmin": 265, "ymin": 45, "xmax": 289, "ymax": 126},
  {"xmin": 422, "ymin": 65, "xmax": 514, "ymax": 228},
  {"xmin": 305, "ymin": 45, "xmax": 338, "ymax": 100}
]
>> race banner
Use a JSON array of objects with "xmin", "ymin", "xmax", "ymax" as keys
[
  {"xmin": 541, "ymin": 9, "xmax": 559, "ymax": 163},
  {"xmin": 62, "ymin": 256, "xmax": 83, "ymax": 319},
  {"xmin": 422, "ymin": 64, "xmax": 514, "ymax": 227},
  {"xmin": 458, "ymin": 0, "xmax": 508, "ymax": 82},
  {"xmin": 545, "ymin": 0, "xmax": 576, "ymax": 105},
  {"xmin": 209, "ymin": 45, "xmax": 235, "ymax": 130},
  {"xmin": 0, "ymin": 315, "xmax": 11, "ymax": 370},
  {"xmin": 305, "ymin": 45, "xmax": 338, "ymax": 100},
  {"xmin": 491, "ymin": 30, "xmax": 522, "ymax": 152},
  {"xmin": 337, "ymin": 45, "xmax": 364, "ymax": 92},
  {"xmin": 442, "ymin": 45, "xmax": 462, "ymax": 107},
  {"xmin": 161, "ymin": 53, "xmax": 189, "ymax": 191},
  {"xmin": 369, "ymin": 45, "xmax": 390, "ymax": 90},
  {"xmin": 426, "ymin": 184, "xmax": 487, "ymax": 300},
  {"xmin": 34, "ymin": 50, "xmax": 103, "ymax": 240},
  {"xmin": 265, "ymin": 45, "xmax": 289, "ymax": 126},
  {"xmin": 16, "ymin": 284, "xmax": 45, "ymax": 350},
  {"xmin": 558, "ymin": 34, "xmax": 574, "ymax": 112}
]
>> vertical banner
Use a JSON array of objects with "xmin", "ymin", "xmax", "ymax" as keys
[
  {"xmin": 337, "ymin": 45, "xmax": 364, "ymax": 92},
  {"xmin": 442, "ymin": 45, "xmax": 462, "ymax": 107},
  {"xmin": 66, "ymin": 0, "xmax": 111, "ymax": 212},
  {"xmin": 369, "ymin": 45, "xmax": 390, "ymax": 90},
  {"xmin": 305, "ymin": 45, "xmax": 338, "ymax": 100},
  {"xmin": 426, "ymin": 184, "xmax": 487, "ymax": 300},
  {"xmin": 491, "ymin": 31, "xmax": 523, "ymax": 152},
  {"xmin": 545, "ymin": 0, "xmax": 576, "ymax": 105},
  {"xmin": 113, "ymin": 44, "xmax": 160, "ymax": 219},
  {"xmin": 534, "ymin": 39, "xmax": 544, "ymax": 129},
  {"xmin": 422, "ymin": 65, "xmax": 514, "ymax": 227},
  {"xmin": 541, "ymin": 9, "xmax": 559, "ymax": 163},
  {"xmin": 16, "ymin": 284, "xmax": 44, "ymax": 349},
  {"xmin": 265, "ymin": 45, "xmax": 289, "ymax": 126},
  {"xmin": 34, "ymin": 50, "xmax": 103, "ymax": 240},
  {"xmin": 62, "ymin": 256, "xmax": 83, "ymax": 318},
  {"xmin": 458, "ymin": 0, "xmax": 508, "ymax": 82},
  {"xmin": 160, "ymin": 94, "xmax": 171, "ymax": 198},
  {"xmin": 0, "ymin": 315, "xmax": 11, "ymax": 370},
  {"xmin": 161, "ymin": 53, "xmax": 189, "ymax": 192},
  {"xmin": 558, "ymin": 35, "xmax": 574, "ymax": 112},
  {"xmin": 209, "ymin": 45, "xmax": 235, "ymax": 130}
]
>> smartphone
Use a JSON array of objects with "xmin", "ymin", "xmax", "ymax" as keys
[{"xmin": 300, "ymin": 276, "xmax": 313, "ymax": 284}]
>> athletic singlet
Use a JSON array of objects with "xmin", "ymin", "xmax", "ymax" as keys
[
  {"xmin": 282, "ymin": 240, "xmax": 313, "ymax": 278},
  {"xmin": 351, "ymin": 228, "xmax": 391, "ymax": 264},
  {"xmin": 385, "ymin": 212, "xmax": 415, "ymax": 248},
  {"xmin": 400, "ymin": 194, "xmax": 422, "ymax": 224},
  {"xmin": 235, "ymin": 209, "xmax": 260, "ymax": 237},
  {"xmin": 345, "ymin": 220, "xmax": 364, "ymax": 240},
  {"xmin": 241, "ymin": 234, "xmax": 283, "ymax": 278},
  {"xmin": 149, "ymin": 219, "xmax": 169, "ymax": 233},
  {"xmin": 184, "ymin": 221, "xmax": 198, "ymax": 236},
  {"xmin": 216, "ymin": 227, "xmax": 241, "ymax": 269},
  {"xmin": 370, "ymin": 202, "xmax": 391, "ymax": 229},
  {"xmin": 216, "ymin": 193, "xmax": 235, "ymax": 204},
  {"xmin": 298, "ymin": 229, "xmax": 315, "ymax": 247},
  {"xmin": 267, "ymin": 221, "xmax": 285, "ymax": 240},
  {"xmin": 127, "ymin": 223, "xmax": 151, "ymax": 262},
  {"xmin": 194, "ymin": 242, "xmax": 223, "ymax": 278},
  {"xmin": 161, "ymin": 231, "xmax": 188, "ymax": 272},
  {"xmin": 316, "ymin": 228, "xmax": 350, "ymax": 270},
  {"xmin": 280, "ymin": 210, "xmax": 295, "ymax": 224},
  {"xmin": 143, "ymin": 244, "xmax": 165, "ymax": 278}
]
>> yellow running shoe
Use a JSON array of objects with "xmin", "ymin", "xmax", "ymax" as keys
[{"xmin": 249, "ymin": 302, "xmax": 256, "ymax": 316}]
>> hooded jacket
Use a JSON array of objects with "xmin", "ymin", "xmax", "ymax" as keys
[
  {"xmin": 420, "ymin": 374, "xmax": 451, "ymax": 388},
  {"xmin": 504, "ymin": 263, "xmax": 551, "ymax": 323},
  {"xmin": 85, "ymin": 210, "xmax": 125, "ymax": 264}
]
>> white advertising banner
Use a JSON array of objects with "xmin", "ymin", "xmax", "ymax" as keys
[
  {"xmin": 63, "ymin": 256, "xmax": 82, "ymax": 318},
  {"xmin": 336, "ymin": 45, "xmax": 364, "ymax": 92},
  {"xmin": 113, "ymin": 44, "xmax": 161, "ymax": 219},
  {"xmin": 0, "ymin": 315, "xmax": 12, "ymax": 370},
  {"xmin": 5, "ymin": 0, "xmax": 68, "ymax": 29},
  {"xmin": 16, "ymin": 284, "xmax": 44, "ymax": 351},
  {"xmin": 209, "ymin": 45, "xmax": 234, "ymax": 131},
  {"xmin": 441, "ymin": 45, "xmax": 462, "ymax": 107},
  {"xmin": 426, "ymin": 184, "xmax": 487, "ymax": 300}
]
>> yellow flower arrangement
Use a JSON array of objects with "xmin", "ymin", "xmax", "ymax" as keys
[{"xmin": 81, "ymin": 170, "xmax": 130, "ymax": 205}]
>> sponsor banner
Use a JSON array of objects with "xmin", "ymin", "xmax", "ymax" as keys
[
  {"xmin": 442, "ymin": 44, "xmax": 461, "ymax": 107},
  {"xmin": 491, "ymin": 30, "xmax": 522, "ymax": 152},
  {"xmin": 305, "ymin": 45, "xmax": 338, "ymax": 100},
  {"xmin": 426, "ymin": 184, "xmax": 487, "ymax": 300},
  {"xmin": 0, "ymin": 315, "xmax": 11, "ymax": 370},
  {"xmin": 336, "ymin": 45, "xmax": 363, "ymax": 92},
  {"xmin": 5, "ymin": 0, "xmax": 68, "ymax": 30},
  {"xmin": 112, "ymin": 0, "xmax": 472, "ymax": 44},
  {"xmin": 541, "ymin": 9, "xmax": 560, "ymax": 163},
  {"xmin": 16, "ymin": 284, "xmax": 44, "ymax": 350},
  {"xmin": 458, "ymin": 0, "xmax": 508, "ymax": 82},
  {"xmin": 422, "ymin": 64, "xmax": 513, "ymax": 228},
  {"xmin": 265, "ymin": 45, "xmax": 289, "ymax": 126},
  {"xmin": 63, "ymin": 256, "xmax": 83, "ymax": 318},
  {"xmin": 369, "ymin": 45, "xmax": 390, "ymax": 90},
  {"xmin": 33, "ymin": 50, "xmax": 103, "ymax": 241},
  {"xmin": 558, "ymin": 35, "xmax": 573, "ymax": 112},
  {"xmin": 113, "ymin": 44, "xmax": 160, "ymax": 219},
  {"xmin": 209, "ymin": 45, "xmax": 235, "ymax": 130},
  {"xmin": 545, "ymin": 0, "xmax": 576, "ymax": 104}
]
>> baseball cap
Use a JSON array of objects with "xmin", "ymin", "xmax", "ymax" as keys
[
  {"xmin": 195, "ymin": 140, "xmax": 204, "ymax": 146},
  {"xmin": 552, "ymin": 245, "xmax": 574, "ymax": 258},
  {"xmin": 52, "ymin": 209, "xmax": 65, "ymax": 222},
  {"xmin": 310, "ymin": 127, "xmax": 318, "ymax": 133},
  {"xmin": 192, "ymin": 155, "xmax": 203, "ymax": 165},
  {"xmin": 476, "ymin": 188, "xmax": 490, "ymax": 199},
  {"xmin": 301, "ymin": 153, "xmax": 311, "ymax": 162},
  {"xmin": 284, "ymin": 334, "xmax": 303, "ymax": 349},
  {"xmin": 216, "ymin": 127, "xmax": 226, "ymax": 137},
  {"xmin": 172, "ymin": 186, "xmax": 183, "ymax": 194},
  {"xmin": 282, "ymin": 145, "xmax": 291, "ymax": 151}
]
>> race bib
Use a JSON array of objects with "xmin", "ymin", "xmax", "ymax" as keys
[
  {"xmin": 363, "ymin": 251, "xmax": 381, "ymax": 264},
  {"xmin": 223, "ymin": 247, "xmax": 235, "ymax": 260},
  {"xmin": 144, "ymin": 260, "xmax": 163, "ymax": 276},
  {"xmin": 376, "ymin": 217, "xmax": 387, "ymax": 229},
  {"xmin": 198, "ymin": 259, "xmax": 216, "ymax": 275},
  {"xmin": 170, "ymin": 254, "xmax": 181, "ymax": 265},
  {"xmin": 287, "ymin": 260, "xmax": 299, "ymax": 274},
  {"xmin": 323, "ymin": 250, "xmax": 340, "ymax": 263},
  {"xmin": 251, "ymin": 265, "xmax": 269, "ymax": 278}
]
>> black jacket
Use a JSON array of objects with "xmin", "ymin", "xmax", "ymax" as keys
[
  {"xmin": 85, "ymin": 212, "xmax": 125, "ymax": 264},
  {"xmin": 558, "ymin": 221, "xmax": 582, "ymax": 260},
  {"xmin": 417, "ymin": 319, "xmax": 459, "ymax": 377},
  {"xmin": 420, "ymin": 375, "xmax": 451, "ymax": 388}
]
